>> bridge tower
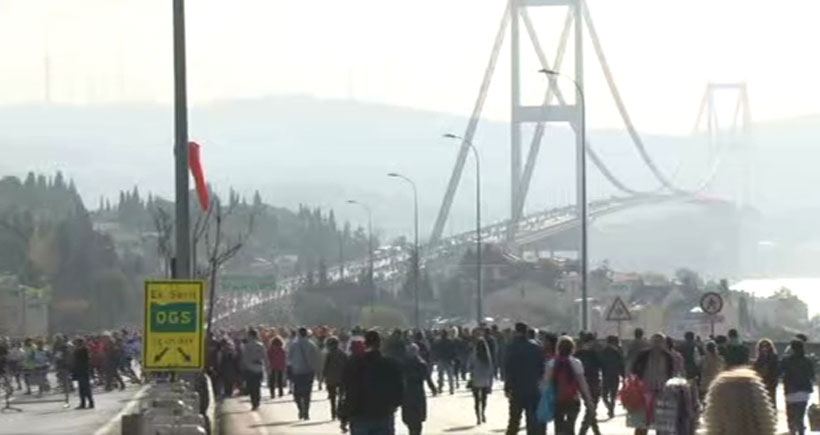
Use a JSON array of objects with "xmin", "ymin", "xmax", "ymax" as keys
[
  {"xmin": 693, "ymin": 82, "xmax": 753, "ymax": 206},
  {"xmin": 430, "ymin": 0, "xmax": 588, "ymax": 245},
  {"xmin": 693, "ymin": 82, "xmax": 756, "ymax": 275}
]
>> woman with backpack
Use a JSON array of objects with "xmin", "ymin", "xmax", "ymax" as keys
[
  {"xmin": 544, "ymin": 336, "xmax": 593, "ymax": 435},
  {"xmin": 467, "ymin": 337, "xmax": 494, "ymax": 425},
  {"xmin": 629, "ymin": 333, "xmax": 675, "ymax": 435}
]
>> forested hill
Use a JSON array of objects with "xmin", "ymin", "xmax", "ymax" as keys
[
  {"xmin": 0, "ymin": 172, "xmax": 136, "ymax": 332},
  {"xmin": 89, "ymin": 186, "xmax": 376, "ymax": 276},
  {"xmin": 0, "ymin": 172, "xmax": 377, "ymax": 333}
]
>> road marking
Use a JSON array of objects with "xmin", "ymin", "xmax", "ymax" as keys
[{"xmin": 93, "ymin": 384, "xmax": 151, "ymax": 435}]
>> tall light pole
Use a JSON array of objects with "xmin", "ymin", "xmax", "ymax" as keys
[
  {"xmin": 173, "ymin": 0, "xmax": 191, "ymax": 280},
  {"xmin": 347, "ymin": 200, "xmax": 374, "ymax": 312},
  {"xmin": 539, "ymin": 68, "xmax": 588, "ymax": 331},
  {"xmin": 388, "ymin": 172, "xmax": 420, "ymax": 329},
  {"xmin": 443, "ymin": 133, "xmax": 483, "ymax": 325}
]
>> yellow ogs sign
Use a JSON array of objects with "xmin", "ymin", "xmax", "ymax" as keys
[{"xmin": 143, "ymin": 280, "xmax": 205, "ymax": 371}]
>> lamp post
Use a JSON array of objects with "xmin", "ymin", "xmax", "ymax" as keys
[
  {"xmin": 346, "ymin": 200, "xmax": 374, "ymax": 311},
  {"xmin": 172, "ymin": 0, "xmax": 191, "ymax": 280},
  {"xmin": 387, "ymin": 172, "xmax": 420, "ymax": 329},
  {"xmin": 539, "ymin": 68, "xmax": 588, "ymax": 331},
  {"xmin": 443, "ymin": 133, "xmax": 483, "ymax": 325}
]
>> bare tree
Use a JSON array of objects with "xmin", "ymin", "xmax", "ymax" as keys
[
  {"xmin": 192, "ymin": 203, "xmax": 214, "ymax": 278},
  {"xmin": 203, "ymin": 197, "xmax": 256, "ymax": 334},
  {"xmin": 151, "ymin": 207, "xmax": 174, "ymax": 277},
  {"xmin": 151, "ymin": 200, "xmax": 214, "ymax": 278}
]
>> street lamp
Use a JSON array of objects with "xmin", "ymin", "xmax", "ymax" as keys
[
  {"xmin": 539, "ymin": 68, "xmax": 588, "ymax": 332},
  {"xmin": 346, "ymin": 200, "xmax": 375, "ymax": 311},
  {"xmin": 172, "ymin": 0, "xmax": 191, "ymax": 280},
  {"xmin": 387, "ymin": 172, "xmax": 420, "ymax": 329},
  {"xmin": 443, "ymin": 133, "xmax": 483, "ymax": 325}
]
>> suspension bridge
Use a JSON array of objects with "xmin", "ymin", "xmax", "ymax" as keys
[{"xmin": 214, "ymin": 0, "xmax": 753, "ymax": 325}]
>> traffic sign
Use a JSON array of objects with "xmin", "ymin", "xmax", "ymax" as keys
[
  {"xmin": 143, "ymin": 280, "xmax": 205, "ymax": 371},
  {"xmin": 606, "ymin": 296, "xmax": 631, "ymax": 321},
  {"xmin": 700, "ymin": 292, "xmax": 724, "ymax": 315}
]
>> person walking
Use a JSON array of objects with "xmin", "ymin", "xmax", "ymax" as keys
[
  {"xmin": 433, "ymin": 329, "xmax": 457, "ymax": 395},
  {"xmin": 267, "ymin": 336, "xmax": 287, "ymax": 399},
  {"xmin": 699, "ymin": 341, "xmax": 724, "ymax": 400},
  {"xmin": 546, "ymin": 336, "xmax": 594, "ymax": 435},
  {"xmin": 401, "ymin": 343, "xmax": 437, "ymax": 435},
  {"xmin": 241, "ymin": 328, "xmax": 268, "ymax": 411},
  {"xmin": 504, "ymin": 322, "xmax": 546, "ymax": 435},
  {"xmin": 626, "ymin": 328, "xmax": 649, "ymax": 374},
  {"xmin": 702, "ymin": 368, "xmax": 776, "ymax": 435},
  {"xmin": 680, "ymin": 331, "xmax": 703, "ymax": 382},
  {"xmin": 753, "ymin": 338, "xmax": 779, "ymax": 411},
  {"xmin": 72, "ymin": 337, "xmax": 94, "ymax": 410},
  {"xmin": 628, "ymin": 333, "xmax": 675, "ymax": 435},
  {"xmin": 723, "ymin": 329, "xmax": 749, "ymax": 369},
  {"xmin": 340, "ymin": 330, "xmax": 403, "ymax": 435},
  {"xmin": 467, "ymin": 337, "xmax": 494, "ymax": 425},
  {"xmin": 575, "ymin": 333, "xmax": 602, "ymax": 435},
  {"xmin": 600, "ymin": 335, "xmax": 625, "ymax": 419},
  {"xmin": 781, "ymin": 339, "xmax": 815, "ymax": 435},
  {"xmin": 288, "ymin": 327, "xmax": 320, "ymax": 420},
  {"xmin": 323, "ymin": 337, "xmax": 347, "ymax": 421}
]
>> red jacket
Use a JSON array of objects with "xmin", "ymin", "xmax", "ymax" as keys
[{"xmin": 268, "ymin": 343, "xmax": 286, "ymax": 371}]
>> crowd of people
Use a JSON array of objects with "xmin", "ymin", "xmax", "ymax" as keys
[
  {"xmin": 208, "ymin": 322, "xmax": 819, "ymax": 435},
  {"xmin": 0, "ymin": 330, "xmax": 142, "ymax": 410},
  {"xmin": 3, "ymin": 322, "xmax": 814, "ymax": 434}
]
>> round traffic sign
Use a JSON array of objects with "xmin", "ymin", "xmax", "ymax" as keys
[{"xmin": 700, "ymin": 292, "xmax": 724, "ymax": 315}]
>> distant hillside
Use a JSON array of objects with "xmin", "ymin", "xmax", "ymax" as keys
[{"xmin": 0, "ymin": 96, "xmax": 817, "ymax": 242}]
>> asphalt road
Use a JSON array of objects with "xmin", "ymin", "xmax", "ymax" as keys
[
  {"xmin": 219, "ymin": 383, "xmax": 797, "ymax": 435},
  {"xmin": 0, "ymin": 380, "xmax": 148, "ymax": 435}
]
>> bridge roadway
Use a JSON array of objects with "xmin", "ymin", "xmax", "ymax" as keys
[
  {"xmin": 215, "ymin": 194, "xmax": 687, "ymax": 324},
  {"xmin": 0, "ymin": 380, "xmax": 148, "ymax": 435},
  {"xmin": 220, "ymin": 381, "xmax": 793, "ymax": 435}
]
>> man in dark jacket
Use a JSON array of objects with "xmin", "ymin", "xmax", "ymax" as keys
[
  {"xmin": 680, "ymin": 331, "xmax": 703, "ymax": 381},
  {"xmin": 384, "ymin": 329, "xmax": 407, "ymax": 362},
  {"xmin": 340, "ymin": 330, "xmax": 403, "ymax": 435},
  {"xmin": 73, "ymin": 337, "xmax": 94, "ymax": 410},
  {"xmin": 723, "ymin": 329, "xmax": 749, "ymax": 369},
  {"xmin": 782, "ymin": 339, "xmax": 815, "ymax": 435},
  {"xmin": 433, "ymin": 329, "xmax": 457, "ymax": 394},
  {"xmin": 323, "ymin": 337, "xmax": 347, "ymax": 421},
  {"xmin": 504, "ymin": 322, "xmax": 545, "ymax": 435},
  {"xmin": 575, "ymin": 333, "xmax": 602, "ymax": 435},
  {"xmin": 600, "ymin": 335, "xmax": 625, "ymax": 419}
]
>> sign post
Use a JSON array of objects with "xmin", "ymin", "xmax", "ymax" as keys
[
  {"xmin": 606, "ymin": 296, "xmax": 631, "ymax": 339},
  {"xmin": 700, "ymin": 291, "xmax": 724, "ymax": 337},
  {"xmin": 143, "ymin": 280, "xmax": 205, "ymax": 372}
]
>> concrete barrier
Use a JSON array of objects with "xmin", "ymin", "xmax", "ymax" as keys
[{"xmin": 121, "ymin": 374, "xmax": 216, "ymax": 435}]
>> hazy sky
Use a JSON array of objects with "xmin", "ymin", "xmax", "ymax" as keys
[{"xmin": 0, "ymin": 0, "xmax": 818, "ymax": 134}]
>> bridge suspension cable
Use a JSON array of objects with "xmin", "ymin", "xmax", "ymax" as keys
[{"xmin": 431, "ymin": 0, "xmax": 744, "ymax": 245}]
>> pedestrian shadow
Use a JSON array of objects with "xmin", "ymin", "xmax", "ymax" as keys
[
  {"xmin": 250, "ymin": 420, "xmax": 299, "ymax": 428},
  {"xmin": 443, "ymin": 425, "xmax": 477, "ymax": 432},
  {"xmin": 293, "ymin": 420, "xmax": 332, "ymax": 427}
]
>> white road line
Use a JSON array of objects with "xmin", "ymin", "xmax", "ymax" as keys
[{"xmin": 93, "ymin": 384, "xmax": 151, "ymax": 435}]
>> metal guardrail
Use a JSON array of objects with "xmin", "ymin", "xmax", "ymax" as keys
[{"xmin": 121, "ymin": 374, "xmax": 216, "ymax": 435}]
